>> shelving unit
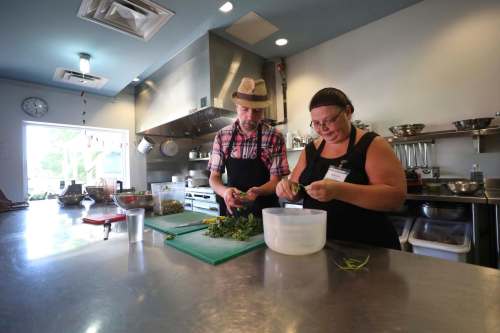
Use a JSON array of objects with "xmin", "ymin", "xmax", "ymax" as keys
[
  {"xmin": 287, "ymin": 147, "xmax": 304, "ymax": 152},
  {"xmin": 385, "ymin": 126, "xmax": 500, "ymax": 153},
  {"xmin": 188, "ymin": 157, "xmax": 209, "ymax": 162}
]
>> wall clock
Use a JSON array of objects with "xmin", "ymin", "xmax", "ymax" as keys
[{"xmin": 21, "ymin": 97, "xmax": 49, "ymax": 118}]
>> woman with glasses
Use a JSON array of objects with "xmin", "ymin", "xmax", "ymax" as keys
[{"xmin": 276, "ymin": 87, "xmax": 406, "ymax": 249}]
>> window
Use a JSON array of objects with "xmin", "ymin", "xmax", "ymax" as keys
[{"xmin": 25, "ymin": 122, "xmax": 129, "ymax": 199}]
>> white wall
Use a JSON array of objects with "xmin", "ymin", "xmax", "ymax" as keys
[
  {"xmin": 0, "ymin": 78, "xmax": 147, "ymax": 201},
  {"xmin": 281, "ymin": 0, "xmax": 500, "ymax": 178}
]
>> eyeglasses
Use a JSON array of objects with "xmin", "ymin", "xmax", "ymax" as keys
[{"xmin": 310, "ymin": 111, "xmax": 344, "ymax": 130}]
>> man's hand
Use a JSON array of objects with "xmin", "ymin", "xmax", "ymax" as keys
[
  {"xmin": 305, "ymin": 179, "xmax": 342, "ymax": 202},
  {"xmin": 223, "ymin": 187, "xmax": 244, "ymax": 215},
  {"xmin": 244, "ymin": 187, "xmax": 262, "ymax": 202}
]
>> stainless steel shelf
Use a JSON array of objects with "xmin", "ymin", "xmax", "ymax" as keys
[
  {"xmin": 287, "ymin": 147, "xmax": 304, "ymax": 152},
  {"xmin": 188, "ymin": 157, "xmax": 209, "ymax": 161},
  {"xmin": 386, "ymin": 126, "xmax": 500, "ymax": 153},
  {"xmin": 386, "ymin": 126, "xmax": 500, "ymax": 143}
]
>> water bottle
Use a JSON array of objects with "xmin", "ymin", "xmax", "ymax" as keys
[{"xmin": 470, "ymin": 164, "xmax": 484, "ymax": 185}]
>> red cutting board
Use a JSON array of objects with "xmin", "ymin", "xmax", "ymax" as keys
[{"xmin": 82, "ymin": 213, "xmax": 126, "ymax": 225}]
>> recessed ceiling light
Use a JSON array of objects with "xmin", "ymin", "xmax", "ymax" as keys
[
  {"xmin": 275, "ymin": 38, "xmax": 288, "ymax": 46},
  {"xmin": 133, "ymin": 77, "xmax": 140, "ymax": 82},
  {"xmin": 79, "ymin": 53, "xmax": 91, "ymax": 74},
  {"xmin": 219, "ymin": 2, "xmax": 233, "ymax": 13}
]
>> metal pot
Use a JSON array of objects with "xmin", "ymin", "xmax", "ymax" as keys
[
  {"xmin": 447, "ymin": 180, "xmax": 480, "ymax": 195},
  {"xmin": 160, "ymin": 140, "xmax": 178, "ymax": 157},
  {"xmin": 137, "ymin": 136, "xmax": 155, "ymax": 154},
  {"xmin": 453, "ymin": 117, "xmax": 493, "ymax": 131},
  {"xmin": 188, "ymin": 150, "xmax": 198, "ymax": 159},
  {"xmin": 421, "ymin": 202, "xmax": 466, "ymax": 220}
]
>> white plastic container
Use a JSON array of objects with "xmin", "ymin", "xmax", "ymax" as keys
[
  {"xmin": 409, "ymin": 218, "xmax": 471, "ymax": 262},
  {"xmin": 387, "ymin": 215, "xmax": 414, "ymax": 251},
  {"xmin": 152, "ymin": 182, "xmax": 185, "ymax": 215},
  {"xmin": 262, "ymin": 208, "xmax": 327, "ymax": 255}
]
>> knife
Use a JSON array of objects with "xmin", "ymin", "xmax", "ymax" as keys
[{"xmin": 173, "ymin": 221, "xmax": 205, "ymax": 228}]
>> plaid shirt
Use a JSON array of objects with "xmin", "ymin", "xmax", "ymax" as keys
[{"xmin": 208, "ymin": 120, "xmax": 290, "ymax": 177}]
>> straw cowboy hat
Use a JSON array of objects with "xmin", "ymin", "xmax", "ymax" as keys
[{"xmin": 232, "ymin": 77, "xmax": 270, "ymax": 109}]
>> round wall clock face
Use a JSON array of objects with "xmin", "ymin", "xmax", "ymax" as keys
[{"xmin": 21, "ymin": 97, "xmax": 49, "ymax": 118}]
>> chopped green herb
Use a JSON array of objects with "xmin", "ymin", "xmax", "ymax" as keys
[
  {"xmin": 165, "ymin": 234, "xmax": 176, "ymax": 240},
  {"xmin": 204, "ymin": 213, "xmax": 262, "ymax": 241},
  {"xmin": 334, "ymin": 255, "xmax": 370, "ymax": 271}
]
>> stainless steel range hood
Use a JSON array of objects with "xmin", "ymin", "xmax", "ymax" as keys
[{"xmin": 135, "ymin": 32, "xmax": 276, "ymax": 137}]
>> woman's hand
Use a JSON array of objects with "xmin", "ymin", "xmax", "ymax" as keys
[
  {"xmin": 223, "ymin": 187, "xmax": 244, "ymax": 215},
  {"xmin": 306, "ymin": 179, "xmax": 343, "ymax": 202},
  {"xmin": 276, "ymin": 179, "xmax": 301, "ymax": 201}
]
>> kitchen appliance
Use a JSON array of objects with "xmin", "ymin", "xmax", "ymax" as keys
[
  {"xmin": 137, "ymin": 32, "xmax": 273, "ymax": 138},
  {"xmin": 185, "ymin": 187, "xmax": 219, "ymax": 216},
  {"xmin": 447, "ymin": 180, "xmax": 480, "ymax": 195},
  {"xmin": 262, "ymin": 208, "xmax": 327, "ymax": 255},
  {"xmin": 389, "ymin": 124, "xmax": 425, "ymax": 137},
  {"xmin": 187, "ymin": 178, "xmax": 209, "ymax": 188}
]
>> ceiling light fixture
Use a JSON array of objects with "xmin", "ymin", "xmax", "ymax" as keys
[
  {"xmin": 133, "ymin": 77, "xmax": 140, "ymax": 82},
  {"xmin": 79, "ymin": 53, "xmax": 91, "ymax": 74},
  {"xmin": 275, "ymin": 38, "xmax": 288, "ymax": 46},
  {"xmin": 219, "ymin": 2, "xmax": 233, "ymax": 13}
]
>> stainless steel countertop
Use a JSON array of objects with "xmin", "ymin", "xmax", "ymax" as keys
[
  {"xmin": 1, "ymin": 200, "xmax": 500, "ymax": 333},
  {"xmin": 406, "ymin": 188, "xmax": 487, "ymax": 203},
  {"xmin": 486, "ymin": 190, "xmax": 500, "ymax": 205}
]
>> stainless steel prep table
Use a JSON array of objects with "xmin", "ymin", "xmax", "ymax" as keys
[{"xmin": 1, "ymin": 200, "xmax": 500, "ymax": 333}]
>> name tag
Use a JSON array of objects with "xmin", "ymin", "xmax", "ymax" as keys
[{"xmin": 324, "ymin": 165, "xmax": 349, "ymax": 182}]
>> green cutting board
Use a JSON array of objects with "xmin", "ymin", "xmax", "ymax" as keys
[
  {"xmin": 144, "ymin": 211, "xmax": 212, "ymax": 235},
  {"xmin": 165, "ymin": 229, "xmax": 266, "ymax": 265}
]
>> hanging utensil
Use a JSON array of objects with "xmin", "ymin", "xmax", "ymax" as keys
[
  {"xmin": 423, "ymin": 142, "xmax": 428, "ymax": 168},
  {"xmin": 417, "ymin": 142, "xmax": 423, "ymax": 168}
]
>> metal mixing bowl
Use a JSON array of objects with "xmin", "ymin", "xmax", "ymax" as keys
[
  {"xmin": 388, "ymin": 124, "xmax": 425, "ymax": 137},
  {"xmin": 452, "ymin": 117, "xmax": 493, "ymax": 131},
  {"xmin": 85, "ymin": 186, "xmax": 105, "ymax": 202},
  {"xmin": 421, "ymin": 202, "xmax": 466, "ymax": 220},
  {"xmin": 57, "ymin": 194, "xmax": 85, "ymax": 206},
  {"xmin": 447, "ymin": 180, "xmax": 480, "ymax": 195},
  {"xmin": 112, "ymin": 194, "xmax": 154, "ymax": 210}
]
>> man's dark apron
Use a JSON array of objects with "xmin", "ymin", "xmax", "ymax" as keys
[
  {"xmin": 217, "ymin": 124, "xmax": 280, "ymax": 217},
  {"xmin": 299, "ymin": 125, "xmax": 401, "ymax": 250}
]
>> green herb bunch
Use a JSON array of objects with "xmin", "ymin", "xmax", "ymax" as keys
[{"xmin": 205, "ymin": 213, "xmax": 263, "ymax": 241}]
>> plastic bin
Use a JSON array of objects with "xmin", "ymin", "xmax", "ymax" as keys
[
  {"xmin": 152, "ymin": 182, "xmax": 185, "ymax": 215},
  {"xmin": 409, "ymin": 218, "xmax": 471, "ymax": 262},
  {"xmin": 387, "ymin": 215, "xmax": 414, "ymax": 251}
]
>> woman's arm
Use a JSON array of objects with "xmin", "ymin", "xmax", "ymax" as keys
[{"xmin": 306, "ymin": 136, "xmax": 406, "ymax": 211}]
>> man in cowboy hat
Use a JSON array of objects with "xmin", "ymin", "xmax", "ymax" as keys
[{"xmin": 208, "ymin": 77, "xmax": 290, "ymax": 216}]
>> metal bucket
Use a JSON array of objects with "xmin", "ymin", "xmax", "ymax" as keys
[{"xmin": 137, "ymin": 136, "xmax": 154, "ymax": 154}]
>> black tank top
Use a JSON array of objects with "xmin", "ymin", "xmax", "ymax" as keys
[{"xmin": 299, "ymin": 125, "xmax": 401, "ymax": 250}]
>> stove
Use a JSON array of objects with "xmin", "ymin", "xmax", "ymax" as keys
[{"xmin": 184, "ymin": 187, "xmax": 219, "ymax": 216}]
